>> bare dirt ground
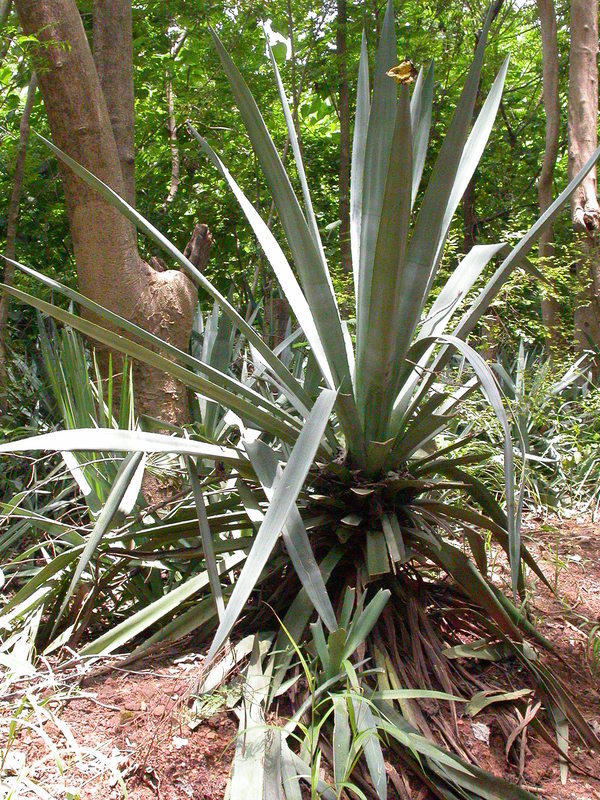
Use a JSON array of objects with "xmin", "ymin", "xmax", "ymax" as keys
[{"xmin": 1, "ymin": 514, "xmax": 599, "ymax": 800}]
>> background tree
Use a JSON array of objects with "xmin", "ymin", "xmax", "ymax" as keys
[
  {"xmin": 14, "ymin": 0, "xmax": 197, "ymax": 429},
  {"xmin": 0, "ymin": 71, "xmax": 36, "ymax": 406},
  {"xmin": 537, "ymin": 0, "xmax": 561, "ymax": 353},
  {"xmin": 568, "ymin": 0, "xmax": 600, "ymax": 352}
]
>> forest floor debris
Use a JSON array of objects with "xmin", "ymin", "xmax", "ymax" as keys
[{"xmin": 1, "ymin": 515, "xmax": 599, "ymax": 800}]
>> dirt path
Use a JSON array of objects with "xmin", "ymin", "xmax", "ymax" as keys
[{"xmin": 1, "ymin": 515, "xmax": 599, "ymax": 799}]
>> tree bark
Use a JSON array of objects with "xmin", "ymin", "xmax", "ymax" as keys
[
  {"xmin": 92, "ymin": 0, "xmax": 135, "ymax": 207},
  {"xmin": 0, "ymin": 71, "xmax": 37, "ymax": 409},
  {"xmin": 337, "ymin": 0, "xmax": 351, "ymax": 274},
  {"xmin": 462, "ymin": 176, "xmax": 477, "ymax": 252},
  {"xmin": 15, "ymin": 0, "xmax": 197, "ymax": 428},
  {"xmin": 537, "ymin": 0, "xmax": 562, "ymax": 353},
  {"xmin": 568, "ymin": 0, "xmax": 600, "ymax": 351}
]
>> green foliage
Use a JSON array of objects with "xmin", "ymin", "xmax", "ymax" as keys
[{"xmin": 2, "ymin": 2, "xmax": 600, "ymax": 798}]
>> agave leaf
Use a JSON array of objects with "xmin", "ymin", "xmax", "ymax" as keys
[
  {"xmin": 366, "ymin": 530, "xmax": 391, "ymax": 577},
  {"xmin": 79, "ymin": 552, "xmax": 245, "ymax": 655},
  {"xmin": 420, "ymin": 244, "xmax": 507, "ymax": 342},
  {"xmin": 0, "ymin": 426, "xmax": 248, "ymax": 470},
  {"xmin": 209, "ymin": 32, "xmax": 353, "ymax": 405},
  {"xmin": 281, "ymin": 745, "xmax": 336, "ymax": 800},
  {"xmin": 229, "ymin": 636, "xmax": 270, "ymax": 800},
  {"xmin": 127, "ymin": 595, "xmax": 219, "ymax": 662},
  {"xmin": 51, "ymin": 451, "xmax": 146, "ymax": 635},
  {"xmin": 269, "ymin": 547, "xmax": 343, "ymax": 702},
  {"xmin": 32, "ymin": 132, "xmax": 309, "ymax": 411},
  {"xmin": 265, "ymin": 38, "xmax": 326, "ymax": 265},
  {"xmin": 413, "ymin": 533, "xmax": 522, "ymax": 641},
  {"xmin": 453, "ymin": 139, "xmax": 600, "ymax": 342},
  {"xmin": 205, "ymin": 388, "xmax": 337, "ymax": 663},
  {"xmin": 350, "ymin": 32, "xmax": 370, "ymax": 299},
  {"xmin": 387, "ymin": 5, "xmax": 499, "ymax": 387},
  {"xmin": 186, "ymin": 129, "xmax": 333, "ymax": 389},
  {"xmin": 351, "ymin": 697, "xmax": 387, "ymax": 800},
  {"xmin": 241, "ymin": 440, "xmax": 337, "ymax": 632},
  {"xmin": 429, "ymin": 57, "xmax": 510, "ymax": 278},
  {"xmin": 185, "ymin": 457, "xmax": 225, "ymax": 621},
  {"xmin": 1, "ymin": 283, "xmax": 303, "ymax": 446},
  {"xmin": 467, "ymin": 688, "xmax": 532, "ymax": 717},
  {"xmin": 332, "ymin": 695, "xmax": 351, "ymax": 792},
  {"xmin": 0, "ymin": 548, "xmax": 83, "ymax": 621},
  {"xmin": 404, "ymin": 334, "xmax": 519, "ymax": 596},
  {"xmin": 343, "ymin": 589, "xmax": 390, "ymax": 660},
  {"xmin": 410, "ymin": 61, "xmax": 434, "ymax": 207},
  {"xmin": 357, "ymin": 86, "xmax": 412, "ymax": 441},
  {"xmin": 375, "ymin": 689, "xmax": 465, "ymax": 702},
  {"xmin": 356, "ymin": 0, "xmax": 397, "ymax": 346}
]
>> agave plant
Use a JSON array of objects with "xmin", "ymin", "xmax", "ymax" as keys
[{"xmin": 2, "ymin": 1, "xmax": 600, "ymax": 797}]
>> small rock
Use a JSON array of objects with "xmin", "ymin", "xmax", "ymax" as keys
[
  {"xmin": 173, "ymin": 736, "xmax": 188, "ymax": 749},
  {"xmin": 471, "ymin": 722, "xmax": 490, "ymax": 746},
  {"xmin": 153, "ymin": 704, "xmax": 166, "ymax": 717}
]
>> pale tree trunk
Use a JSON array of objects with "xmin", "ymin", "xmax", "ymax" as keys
[
  {"xmin": 0, "ymin": 71, "xmax": 37, "ymax": 410},
  {"xmin": 568, "ymin": 0, "xmax": 600, "ymax": 351},
  {"xmin": 92, "ymin": 0, "xmax": 135, "ymax": 207},
  {"xmin": 162, "ymin": 29, "xmax": 188, "ymax": 209},
  {"xmin": 0, "ymin": 0, "xmax": 13, "ymax": 61},
  {"xmin": 537, "ymin": 0, "xmax": 562, "ymax": 354},
  {"xmin": 14, "ymin": 0, "xmax": 197, "ymax": 431},
  {"xmin": 337, "ymin": 0, "xmax": 351, "ymax": 274}
]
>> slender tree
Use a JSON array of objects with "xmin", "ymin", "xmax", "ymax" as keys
[
  {"xmin": 568, "ymin": 0, "xmax": 600, "ymax": 350},
  {"xmin": 537, "ymin": 0, "xmax": 561, "ymax": 353},
  {"xmin": 14, "ymin": 0, "xmax": 197, "ymax": 428},
  {"xmin": 0, "ymin": 72, "xmax": 37, "ymax": 407}
]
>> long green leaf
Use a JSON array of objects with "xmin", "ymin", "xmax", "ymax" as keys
[
  {"xmin": 185, "ymin": 457, "xmax": 225, "ymax": 621},
  {"xmin": 186, "ymin": 128, "xmax": 333, "ymax": 389},
  {"xmin": 356, "ymin": 0, "xmax": 397, "ymax": 347},
  {"xmin": 5, "ymin": 257, "xmax": 296, "ymax": 430},
  {"xmin": 80, "ymin": 553, "xmax": 245, "ymax": 655},
  {"xmin": 428, "ymin": 56, "xmax": 509, "ymax": 280},
  {"xmin": 205, "ymin": 388, "xmax": 337, "ymax": 662},
  {"xmin": 410, "ymin": 61, "xmax": 434, "ymax": 207},
  {"xmin": 241, "ymin": 441, "xmax": 337, "ymax": 632},
  {"xmin": 1, "ymin": 283, "xmax": 303, "ymax": 446},
  {"xmin": 33, "ymin": 131, "xmax": 309, "ymax": 411},
  {"xmin": 453, "ymin": 140, "xmax": 600, "ymax": 341},
  {"xmin": 403, "ymin": 334, "xmax": 519, "ymax": 595},
  {"xmin": 387, "ymin": 4, "xmax": 498, "ymax": 386},
  {"xmin": 209, "ymin": 32, "xmax": 352, "ymax": 400},
  {"xmin": 358, "ymin": 87, "xmax": 413, "ymax": 440},
  {"xmin": 51, "ymin": 452, "xmax": 145, "ymax": 635},
  {"xmin": 350, "ymin": 32, "xmax": 370, "ymax": 300},
  {"xmin": 0, "ymin": 427, "xmax": 247, "ymax": 469}
]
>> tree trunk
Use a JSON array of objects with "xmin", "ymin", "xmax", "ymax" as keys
[
  {"xmin": 0, "ymin": 71, "xmax": 37, "ymax": 410},
  {"xmin": 15, "ymin": 0, "xmax": 197, "ymax": 428},
  {"xmin": 462, "ymin": 176, "xmax": 477, "ymax": 252},
  {"xmin": 537, "ymin": 0, "xmax": 562, "ymax": 354},
  {"xmin": 337, "ymin": 0, "xmax": 351, "ymax": 274},
  {"xmin": 568, "ymin": 0, "xmax": 600, "ymax": 351},
  {"xmin": 92, "ymin": 0, "xmax": 135, "ymax": 207}
]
